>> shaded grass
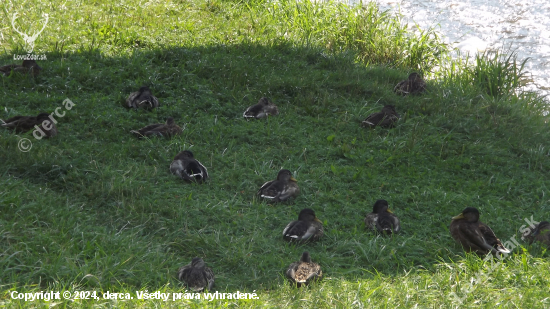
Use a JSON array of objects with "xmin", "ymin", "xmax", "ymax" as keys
[{"xmin": 0, "ymin": 0, "xmax": 550, "ymax": 308}]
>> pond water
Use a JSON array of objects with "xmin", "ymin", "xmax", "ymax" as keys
[{"xmin": 364, "ymin": 0, "xmax": 550, "ymax": 100}]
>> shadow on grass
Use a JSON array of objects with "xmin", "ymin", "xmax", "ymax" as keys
[{"xmin": 1, "ymin": 43, "xmax": 549, "ymax": 292}]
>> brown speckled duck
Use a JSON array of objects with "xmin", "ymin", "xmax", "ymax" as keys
[
  {"xmin": 257, "ymin": 169, "xmax": 299, "ymax": 202},
  {"xmin": 177, "ymin": 258, "xmax": 215, "ymax": 292},
  {"xmin": 1, "ymin": 112, "xmax": 57, "ymax": 137},
  {"xmin": 364, "ymin": 199, "xmax": 401, "ymax": 234},
  {"xmin": 170, "ymin": 150, "xmax": 208, "ymax": 183},
  {"xmin": 283, "ymin": 208, "xmax": 324, "ymax": 242},
  {"xmin": 525, "ymin": 221, "xmax": 550, "ymax": 249},
  {"xmin": 0, "ymin": 60, "xmax": 42, "ymax": 76},
  {"xmin": 126, "ymin": 86, "xmax": 159, "ymax": 110},
  {"xmin": 394, "ymin": 72, "xmax": 426, "ymax": 95},
  {"xmin": 243, "ymin": 97, "xmax": 279, "ymax": 119},
  {"xmin": 361, "ymin": 105, "xmax": 399, "ymax": 128},
  {"xmin": 286, "ymin": 251, "xmax": 322, "ymax": 287},
  {"xmin": 450, "ymin": 207, "xmax": 510, "ymax": 256},
  {"xmin": 130, "ymin": 117, "xmax": 182, "ymax": 138}
]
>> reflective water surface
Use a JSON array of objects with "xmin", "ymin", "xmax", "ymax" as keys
[{"xmin": 370, "ymin": 0, "xmax": 550, "ymax": 98}]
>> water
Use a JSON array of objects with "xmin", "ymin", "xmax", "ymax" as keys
[{"xmin": 370, "ymin": 0, "xmax": 550, "ymax": 99}]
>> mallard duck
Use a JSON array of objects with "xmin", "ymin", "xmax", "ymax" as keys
[
  {"xmin": 525, "ymin": 221, "xmax": 550, "ymax": 248},
  {"xmin": 0, "ymin": 60, "xmax": 42, "ymax": 76},
  {"xmin": 283, "ymin": 208, "xmax": 324, "ymax": 242},
  {"xmin": 177, "ymin": 257, "xmax": 215, "ymax": 292},
  {"xmin": 286, "ymin": 251, "xmax": 322, "ymax": 287},
  {"xmin": 243, "ymin": 97, "xmax": 279, "ymax": 119},
  {"xmin": 394, "ymin": 72, "xmax": 426, "ymax": 95},
  {"xmin": 361, "ymin": 105, "xmax": 399, "ymax": 128},
  {"xmin": 130, "ymin": 117, "xmax": 182, "ymax": 138},
  {"xmin": 364, "ymin": 199, "xmax": 401, "ymax": 234},
  {"xmin": 126, "ymin": 86, "xmax": 159, "ymax": 110},
  {"xmin": 170, "ymin": 150, "xmax": 208, "ymax": 183},
  {"xmin": 1, "ymin": 112, "xmax": 57, "ymax": 137},
  {"xmin": 450, "ymin": 207, "xmax": 511, "ymax": 256},
  {"xmin": 257, "ymin": 169, "xmax": 299, "ymax": 202}
]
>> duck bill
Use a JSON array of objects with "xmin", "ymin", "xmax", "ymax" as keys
[
  {"xmin": 452, "ymin": 213, "xmax": 465, "ymax": 220},
  {"xmin": 290, "ymin": 177, "xmax": 297, "ymax": 182}
]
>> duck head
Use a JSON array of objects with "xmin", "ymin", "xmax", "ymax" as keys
[
  {"xmin": 300, "ymin": 251, "xmax": 312, "ymax": 263},
  {"xmin": 277, "ymin": 169, "xmax": 297, "ymax": 182},
  {"xmin": 191, "ymin": 257, "xmax": 206, "ymax": 269},
  {"xmin": 180, "ymin": 150, "xmax": 194, "ymax": 159},
  {"xmin": 372, "ymin": 199, "xmax": 392, "ymax": 214},
  {"xmin": 452, "ymin": 207, "xmax": 480, "ymax": 222},
  {"xmin": 298, "ymin": 208, "xmax": 321, "ymax": 223}
]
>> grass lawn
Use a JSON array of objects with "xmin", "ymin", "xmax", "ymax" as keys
[{"xmin": 1, "ymin": 0, "xmax": 549, "ymax": 307}]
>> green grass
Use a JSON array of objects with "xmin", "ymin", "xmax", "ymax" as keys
[{"xmin": 1, "ymin": 0, "xmax": 550, "ymax": 307}]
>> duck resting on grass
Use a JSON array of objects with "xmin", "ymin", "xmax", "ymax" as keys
[
  {"xmin": 283, "ymin": 208, "xmax": 324, "ymax": 242},
  {"xmin": 177, "ymin": 257, "xmax": 215, "ymax": 292},
  {"xmin": 170, "ymin": 150, "xmax": 208, "ymax": 183},
  {"xmin": 364, "ymin": 199, "xmax": 401, "ymax": 235},
  {"xmin": 257, "ymin": 169, "xmax": 299, "ymax": 202},
  {"xmin": 0, "ymin": 60, "xmax": 42, "ymax": 76},
  {"xmin": 1, "ymin": 112, "xmax": 57, "ymax": 137},
  {"xmin": 243, "ymin": 97, "xmax": 279, "ymax": 119},
  {"xmin": 450, "ymin": 207, "xmax": 511, "ymax": 256},
  {"xmin": 394, "ymin": 72, "xmax": 426, "ymax": 96},
  {"xmin": 130, "ymin": 117, "xmax": 182, "ymax": 138},
  {"xmin": 286, "ymin": 251, "xmax": 322, "ymax": 287},
  {"xmin": 126, "ymin": 86, "xmax": 159, "ymax": 110},
  {"xmin": 524, "ymin": 221, "xmax": 550, "ymax": 248},
  {"xmin": 361, "ymin": 105, "xmax": 400, "ymax": 128}
]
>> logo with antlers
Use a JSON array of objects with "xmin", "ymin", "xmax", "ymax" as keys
[{"xmin": 11, "ymin": 12, "xmax": 49, "ymax": 54}]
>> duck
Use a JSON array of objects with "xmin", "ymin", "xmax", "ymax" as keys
[
  {"xmin": 243, "ymin": 97, "xmax": 279, "ymax": 119},
  {"xmin": 450, "ymin": 207, "xmax": 511, "ymax": 256},
  {"xmin": 286, "ymin": 251, "xmax": 322, "ymax": 287},
  {"xmin": 283, "ymin": 208, "xmax": 324, "ymax": 242},
  {"xmin": 170, "ymin": 150, "xmax": 208, "ymax": 183},
  {"xmin": 364, "ymin": 199, "xmax": 401, "ymax": 234},
  {"xmin": 0, "ymin": 60, "xmax": 42, "ymax": 76},
  {"xmin": 130, "ymin": 117, "xmax": 182, "ymax": 138},
  {"xmin": 524, "ymin": 221, "xmax": 550, "ymax": 248},
  {"xmin": 394, "ymin": 72, "xmax": 426, "ymax": 95},
  {"xmin": 177, "ymin": 257, "xmax": 215, "ymax": 292},
  {"xmin": 126, "ymin": 86, "xmax": 159, "ymax": 110},
  {"xmin": 257, "ymin": 169, "xmax": 299, "ymax": 202},
  {"xmin": 1, "ymin": 112, "xmax": 57, "ymax": 137},
  {"xmin": 361, "ymin": 105, "xmax": 399, "ymax": 128}
]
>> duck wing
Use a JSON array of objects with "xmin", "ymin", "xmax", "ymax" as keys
[
  {"xmin": 364, "ymin": 213, "xmax": 378, "ymax": 230},
  {"xmin": 0, "ymin": 64, "xmax": 18, "ymax": 76},
  {"xmin": 170, "ymin": 159, "xmax": 194, "ymax": 182},
  {"xmin": 285, "ymin": 262, "xmax": 300, "ymax": 281},
  {"xmin": 243, "ymin": 103, "xmax": 265, "ymax": 118},
  {"xmin": 376, "ymin": 213, "xmax": 400, "ymax": 234},
  {"xmin": 184, "ymin": 159, "xmax": 208, "ymax": 182},
  {"xmin": 479, "ymin": 222, "xmax": 510, "ymax": 254},
  {"xmin": 2, "ymin": 116, "xmax": 37, "ymax": 132},
  {"xmin": 294, "ymin": 262, "xmax": 322, "ymax": 284},
  {"xmin": 204, "ymin": 267, "xmax": 215, "ymax": 291},
  {"xmin": 178, "ymin": 267, "xmax": 208, "ymax": 292},
  {"xmin": 258, "ymin": 180, "xmax": 284, "ymax": 201},
  {"xmin": 283, "ymin": 221, "xmax": 322, "ymax": 241},
  {"xmin": 362, "ymin": 112, "xmax": 386, "ymax": 128},
  {"xmin": 451, "ymin": 221, "xmax": 500, "ymax": 254},
  {"xmin": 126, "ymin": 91, "xmax": 141, "ymax": 108},
  {"xmin": 131, "ymin": 123, "xmax": 165, "ymax": 137},
  {"xmin": 136, "ymin": 94, "xmax": 159, "ymax": 109}
]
